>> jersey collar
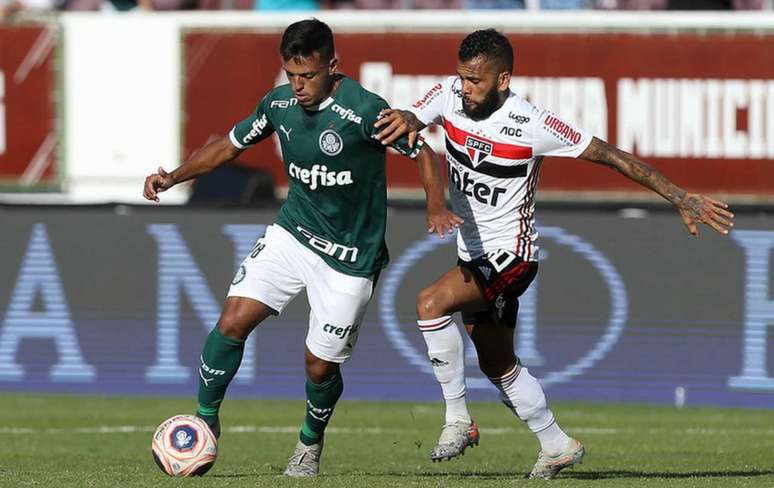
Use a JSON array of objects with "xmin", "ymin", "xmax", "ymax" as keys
[
  {"xmin": 306, "ymin": 97, "xmax": 335, "ymax": 111},
  {"xmin": 301, "ymin": 74, "xmax": 346, "ymax": 112}
]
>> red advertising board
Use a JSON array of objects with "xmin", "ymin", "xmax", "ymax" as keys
[
  {"xmin": 0, "ymin": 25, "xmax": 58, "ymax": 189},
  {"xmin": 183, "ymin": 31, "xmax": 774, "ymax": 198}
]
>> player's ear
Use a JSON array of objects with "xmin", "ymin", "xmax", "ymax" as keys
[
  {"xmin": 497, "ymin": 71, "xmax": 511, "ymax": 92},
  {"xmin": 328, "ymin": 56, "xmax": 339, "ymax": 75}
]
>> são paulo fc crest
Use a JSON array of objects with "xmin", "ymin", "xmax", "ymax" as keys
[
  {"xmin": 319, "ymin": 129, "xmax": 343, "ymax": 156},
  {"xmin": 465, "ymin": 136, "xmax": 492, "ymax": 167}
]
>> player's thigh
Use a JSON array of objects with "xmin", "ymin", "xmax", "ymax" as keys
[
  {"xmin": 417, "ymin": 266, "xmax": 488, "ymax": 318},
  {"xmin": 465, "ymin": 320, "xmax": 517, "ymax": 377},
  {"xmin": 305, "ymin": 266, "xmax": 374, "ymax": 364},
  {"xmin": 460, "ymin": 252, "xmax": 538, "ymax": 327},
  {"xmin": 227, "ymin": 224, "xmax": 306, "ymax": 321}
]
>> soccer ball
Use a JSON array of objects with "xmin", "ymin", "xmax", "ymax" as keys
[{"xmin": 151, "ymin": 414, "xmax": 217, "ymax": 477}]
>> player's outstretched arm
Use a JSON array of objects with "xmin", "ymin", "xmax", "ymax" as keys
[
  {"xmin": 415, "ymin": 144, "xmax": 463, "ymax": 238},
  {"xmin": 374, "ymin": 109, "xmax": 426, "ymax": 148},
  {"xmin": 579, "ymin": 137, "xmax": 734, "ymax": 236},
  {"xmin": 143, "ymin": 136, "xmax": 242, "ymax": 203}
]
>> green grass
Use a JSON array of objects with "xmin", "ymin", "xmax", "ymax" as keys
[{"xmin": 1, "ymin": 394, "xmax": 774, "ymax": 487}]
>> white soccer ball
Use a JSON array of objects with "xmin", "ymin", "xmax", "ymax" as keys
[{"xmin": 151, "ymin": 414, "xmax": 217, "ymax": 477}]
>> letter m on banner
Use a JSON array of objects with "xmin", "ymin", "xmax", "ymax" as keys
[
  {"xmin": 729, "ymin": 230, "xmax": 774, "ymax": 390},
  {"xmin": 145, "ymin": 224, "xmax": 265, "ymax": 384}
]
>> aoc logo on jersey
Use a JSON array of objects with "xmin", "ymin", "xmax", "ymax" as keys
[
  {"xmin": 465, "ymin": 136, "xmax": 493, "ymax": 167},
  {"xmin": 319, "ymin": 129, "xmax": 343, "ymax": 156}
]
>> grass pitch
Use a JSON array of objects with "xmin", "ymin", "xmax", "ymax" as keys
[{"xmin": 1, "ymin": 394, "xmax": 773, "ymax": 487}]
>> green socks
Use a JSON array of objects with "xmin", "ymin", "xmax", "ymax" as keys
[
  {"xmin": 299, "ymin": 371, "xmax": 344, "ymax": 446},
  {"xmin": 196, "ymin": 326, "xmax": 343, "ymax": 447},
  {"xmin": 196, "ymin": 327, "xmax": 245, "ymax": 420}
]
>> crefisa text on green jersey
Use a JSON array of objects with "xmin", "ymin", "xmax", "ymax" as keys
[{"xmin": 288, "ymin": 163, "xmax": 354, "ymax": 190}]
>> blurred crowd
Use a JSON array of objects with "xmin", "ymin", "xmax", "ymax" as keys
[{"xmin": 0, "ymin": 0, "xmax": 770, "ymax": 21}]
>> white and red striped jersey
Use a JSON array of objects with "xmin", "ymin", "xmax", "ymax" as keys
[{"xmin": 411, "ymin": 76, "xmax": 593, "ymax": 262}]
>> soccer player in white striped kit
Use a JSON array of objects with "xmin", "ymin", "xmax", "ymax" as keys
[{"xmin": 375, "ymin": 29, "xmax": 734, "ymax": 479}]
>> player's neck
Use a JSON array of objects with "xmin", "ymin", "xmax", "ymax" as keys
[
  {"xmin": 321, "ymin": 75, "xmax": 342, "ymax": 101},
  {"xmin": 494, "ymin": 90, "xmax": 509, "ymax": 112},
  {"xmin": 303, "ymin": 74, "xmax": 344, "ymax": 112}
]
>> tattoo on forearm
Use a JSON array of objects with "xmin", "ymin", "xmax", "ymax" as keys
[
  {"xmin": 585, "ymin": 138, "xmax": 686, "ymax": 205},
  {"xmin": 401, "ymin": 110, "xmax": 423, "ymax": 131}
]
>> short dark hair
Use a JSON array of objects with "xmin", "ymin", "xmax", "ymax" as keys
[
  {"xmin": 458, "ymin": 29, "xmax": 513, "ymax": 74},
  {"xmin": 280, "ymin": 19, "xmax": 335, "ymax": 62}
]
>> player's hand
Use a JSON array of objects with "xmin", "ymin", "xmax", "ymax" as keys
[
  {"xmin": 676, "ymin": 193, "xmax": 734, "ymax": 236},
  {"xmin": 143, "ymin": 166, "xmax": 175, "ymax": 203},
  {"xmin": 427, "ymin": 206, "xmax": 464, "ymax": 239},
  {"xmin": 374, "ymin": 109, "xmax": 420, "ymax": 148}
]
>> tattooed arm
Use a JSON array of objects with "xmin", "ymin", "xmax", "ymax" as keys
[
  {"xmin": 374, "ymin": 109, "xmax": 426, "ymax": 148},
  {"xmin": 579, "ymin": 137, "xmax": 735, "ymax": 236}
]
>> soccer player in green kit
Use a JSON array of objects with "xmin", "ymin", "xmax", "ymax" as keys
[{"xmin": 142, "ymin": 19, "xmax": 461, "ymax": 477}]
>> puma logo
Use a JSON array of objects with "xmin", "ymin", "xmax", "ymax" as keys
[{"xmin": 280, "ymin": 124, "xmax": 292, "ymax": 141}]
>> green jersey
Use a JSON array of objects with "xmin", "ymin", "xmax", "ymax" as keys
[{"xmin": 229, "ymin": 75, "xmax": 423, "ymax": 277}]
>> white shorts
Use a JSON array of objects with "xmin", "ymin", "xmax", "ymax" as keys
[{"xmin": 227, "ymin": 224, "xmax": 374, "ymax": 364}]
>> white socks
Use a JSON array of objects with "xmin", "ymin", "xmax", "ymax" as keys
[
  {"xmin": 417, "ymin": 316, "xmax": 471, "ymax": 424},
  {"xmin": 491, "ymin": 364, "xmax": 571, "ymax": 457},
  {"xmin": 418, "ymin": 316, "xmax": 570, "ymax": 455}
]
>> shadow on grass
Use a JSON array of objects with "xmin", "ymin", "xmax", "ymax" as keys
[
  {"xmin": 205, "ymin": 469, "xmax": 774, "ymax": 480},
  {"xmin": 370, "ymin": 469, "xmax": 774, "ymax": 480},
  {"xmin": 563, "ymin": 470, "xmax": 774, "ymax": 480}
]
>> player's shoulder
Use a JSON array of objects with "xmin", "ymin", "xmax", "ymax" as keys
[
  {"xmin": 410, "ymin": 76, "xmax": 459, "ymax": 113},
  {"xmin": 499, "ymin": 92, "xmax": 550, "ymax": 140},
  {"xmin": 258, "ymin": 84, "xmax": 296, "ymax": 110},
  {"xmin": 429, "ymin": 75, "xmax": 460, "ymax": 99},
  {"xmin": 444, "ymin": 75, "xmax": 461, "ymax": 91},
  {"xmin": 336, "ymin": 76, "xmax": 390, "ymax": 122},
  {"xmin": 503, "ymin": 90, "xmax": 540, "ymax": 118}
]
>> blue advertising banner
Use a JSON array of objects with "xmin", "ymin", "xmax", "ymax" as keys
[{"xmin": 0, "ymin": 207, "xmax": 772, "ymax": 408}]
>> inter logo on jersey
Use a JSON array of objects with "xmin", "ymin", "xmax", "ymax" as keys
[{"xmin": 465, "ymin": 136, "xmax": 493, "ymax": 166}]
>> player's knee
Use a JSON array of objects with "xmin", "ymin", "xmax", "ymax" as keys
[
  {"xmin": 416, "ymin": 286, "xmax": 447, "ymax": 319},
  {"xmin": 305, "ymin": 356, "xmax": 339, "ymax": 384},
  {"xmin": 479, "ymin": 357, "xmax": 514, "ymax": 379},
  {"xmin": 216, "ymin": 313, "xmax": 252, "ymax": 341}
]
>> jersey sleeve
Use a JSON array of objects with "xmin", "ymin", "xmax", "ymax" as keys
[
  {"xmin": 410, "ymin": 76, "xmax": 455, "ymax": 126},
  {"xmin": 531, "ymin": 108, "xmax": 593, "ymax": 158},
  {"xmin": 228, "ymin": 95, "xmax": 276, "ymax": 150},
  {"xmin": 362, "ymin": 97, "xmax": 424, "ymax": 160}
]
